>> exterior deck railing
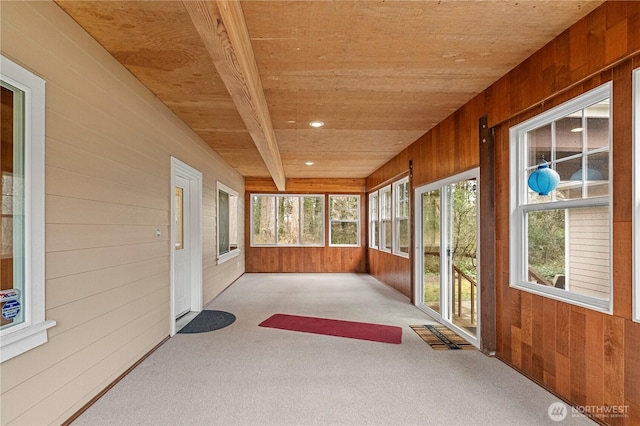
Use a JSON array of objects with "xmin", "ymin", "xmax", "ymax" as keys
[{"xmin": 452, "ymin": 264, "xmax": 476, "ymax": 323}]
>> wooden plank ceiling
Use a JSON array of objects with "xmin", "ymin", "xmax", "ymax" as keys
[{"xmin": 55, "ymin": 0, "xmax": 604, "ymax": 189}]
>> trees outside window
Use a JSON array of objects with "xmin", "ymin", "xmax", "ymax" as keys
[
  {"xmin": 393, "ymin": 178, "xmax": 410, "ymax": 256},
  {"xmin": 510, "ymin": 83, "xmax": 611, "ymax": 313},
  {"xmin": 380, "ymin": 186, "xmax": 392, "ymax": 252},
  {"xmin": 369, "ymin": 192, "xmax": 379, "ymax": 249},
  {"xmin": 329, "ymin": 195, "xmax": 360, "ymax": 246},
  {"xmin": 251, "ymin": 194, "xmax": 324, "ymax": 246}
]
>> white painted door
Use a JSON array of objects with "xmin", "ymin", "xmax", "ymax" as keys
[{"xmin": 174, "ymin": 175, "xmax": 191, "ymax": 318}]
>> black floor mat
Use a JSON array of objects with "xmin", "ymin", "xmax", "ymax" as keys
[{"xmin": 178, "ymin": 310, "xmax": 236, "ymax": 334}]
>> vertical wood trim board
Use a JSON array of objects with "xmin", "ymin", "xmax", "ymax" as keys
[{"xmin": 479, "ymin": 115, "xmax": 497, "ymax": 355}]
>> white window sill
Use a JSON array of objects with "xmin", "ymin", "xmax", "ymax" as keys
[
  {"xmin": 217, "ymin": 249, "xmax": 240, "ymax": 265},
  {"xmin": 510, "ymin": 281, "xmax": 611, "ymax": 314},
  {"xmin": 392, "ymin": 251, "xmax": 410, "ymax": 259},
  {"xmin": 1, "ymin": 320, "xmax": 56, "ymax": 363}
]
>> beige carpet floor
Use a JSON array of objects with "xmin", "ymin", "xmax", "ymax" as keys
[{"xmin": 73, "ymin": 273, "xmax": 592, "ymax": 425}]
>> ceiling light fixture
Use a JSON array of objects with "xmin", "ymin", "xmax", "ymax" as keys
[
  {"xmin": 309, "ymin": 120, "xmax": 324, "ymax": 128},
  {"xmin": 305, "ymin": 161, "xmax": 314, "ymax": 166},
  {"xmin": 571, "ymin": 127, "xmax": 583, "ymax": 133}
]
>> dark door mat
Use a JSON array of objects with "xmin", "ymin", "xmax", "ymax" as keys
[
  {"xmin": 410, "ymin": 324, "xmax": 475, "ymax": 350},
  {"xmin": 178, "ymin": 310, "xmax": 236, "ymax": 334}
]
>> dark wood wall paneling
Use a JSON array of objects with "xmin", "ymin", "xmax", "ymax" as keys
[
  {"xmin": 367, "ymin": 249, "xmax": 411, "ymax": 298},
  {"xmin": 364, "ymin": 93, "xmax": 484, "ymax": 300},
  {"xmin": 366, "ymin": 2, "xmax": 640, "ymax": 424},
  {"xmin": 365, "ymin": 151, "xmax": 412, "ymax": 298},
  {"xmin": 244, "ymin": 177, "xmax": 367, "ymax": 273}
]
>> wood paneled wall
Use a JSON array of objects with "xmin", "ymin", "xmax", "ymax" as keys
[
  {"xmin": 365, "ymin": 82, "xmax": 484, "ymax": 301},
  {"xmin": 367, "ymin": 2, "xmax": 640, "ymax": 424},
  {"xmin": 245, "ymin": 177, "xmax": 367, "ymax": 273},
  {"xmin": 367, "ymin": 249, "xmax": 411, "ymax": 298},
  {"xmin": 489, "ymin": 2, "xmax": 640, "ymax": 423},
  {"xmin": 0, "ymin": 2, "xmax": 244, "ymax": 424},
  {"xmin": 493, "ymin": 66, "xmax": 637, "ymax": 417}
]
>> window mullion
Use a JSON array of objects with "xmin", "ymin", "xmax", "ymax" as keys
[
  {"xmin": 274, "ymin": 196, "xmax": 279, "ymax": 245},
  {"xmin": 581, "ymin": 109, "xmax": 588, "ymax": 197},
  {"xmin": 523, "ymin": 196, "xmax": 609, "ymax": 212},
  {"xmin": 297, "ymin": 196, "xmax": 302, "ymax": 245},
  {"xmin": 550, "ymin": 120, "xmax": 558, "ymax": 202}
]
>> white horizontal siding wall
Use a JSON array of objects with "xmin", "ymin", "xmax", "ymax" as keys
[
  {"xmin": 0, "ymin": 1, "xmax": 244, "ymax": 424},
  {"xmin": 567, "ymin": 206, "xmax": 609, "ymax": 300}
]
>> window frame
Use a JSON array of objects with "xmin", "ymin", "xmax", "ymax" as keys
[
  {"xmin": 509, "ymin": 82, "xmax": 613, "ymax": 314},
  {"xmin": 379, "ymin": 185, "xmax": 392, "ymax": 253},
  {"xmin": 392, "ymin": 177, "xmax": 410, "ymax": 258},
  {"xmin": 0, "ymin": 55, "xmax": 55, "ymax": 362},
  {"xmin": 250, "ymin": 193, "xmax": 325, "ymax": 247},
  {"xmin": 216, "ymin": 182, "xmax": 240, "ymax": 264},
  {"xmin": 634, "ymin": 67, "xmax": 640, "ymax": 323},
  {"xmin": 368, "ymin": 191, "xmax": 379, "ymax": 249},
  {"xmin": 328, "ymin": 194, "xmax": 360, "ymax": 247}
]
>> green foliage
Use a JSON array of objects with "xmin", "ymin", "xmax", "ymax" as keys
[
  {"xmin": 450, "ymin": 180, "xmax": 478, "ymax": 280},
  {"xmin": 330, "ymin": 195, "xmax": 359, "ymax": 245},
  {"xmin": 277, "ymin": 196, "xmax": 299, "ymax": 244},
  {"xmin": 252, "ymin": 196, "xmax": 275, "ymax": 244},
  {"xmin": 527, "ymin": 209, "xmax": 565, "ymax": 280},
  {"xmin": 301, "ymin": 196, "xmax": 323, "ymax": 244},
  {"xmin": 331, "ymin": 221, "xmax": 358, "ymax": 245}
]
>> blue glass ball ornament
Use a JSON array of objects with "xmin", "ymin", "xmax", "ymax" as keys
[
  {"xmin": 569, "ymin": 168, "xmax": 603, "ymax": 181},
  {"xmin": 528, "ymin": 163, "xmax": 560, "ymax": 196}
]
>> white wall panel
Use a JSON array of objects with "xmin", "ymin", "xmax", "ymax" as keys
[{"xmin": 0, "ymin": 1, "xmax": 245, "ymax": 424}]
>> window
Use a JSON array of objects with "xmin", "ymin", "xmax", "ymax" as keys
[
  {"xmin": 369, "ymin": 191, "xmax": 379, "ymax": 248},
  {"xmin": 634, "ymin": 67, "xmax": 640, "ymax": 322},
  {"xmin": 1, "ymin": 55, "xmax": 55, "ymax": 362},
  {"xmin": 251, "ymin": 194, "xmax": 324, "ymax": 246},
  {"xmin": 329, "ymin": 195, "xmax": 360, "ymax": 246},
  {"xmin": 217, "ymin": 182, "xmax": 239, "ymax": 263},
  {"xmin": 393, "ymin": 177, "xmax": 410, "ymax": 256},
  {"xmin": 379, "ymin": 185, "xmax": 392, "ymax": 252},
  {"xmin": 510, "ymin": 83, "xmax": 611, "ymax": 313}
]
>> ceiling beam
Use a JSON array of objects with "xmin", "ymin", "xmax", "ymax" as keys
[{"xmin": 183, "ymin": 0, "xmax": 286, "ymax": 191}]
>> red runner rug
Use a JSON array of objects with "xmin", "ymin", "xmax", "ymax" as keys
[{"xmin": 259, "ymin": 313, "xmax": 402, "ymax": 344}]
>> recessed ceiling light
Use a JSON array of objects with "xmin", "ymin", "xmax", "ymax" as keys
[
  {"xmin": 305, "ymin": 161, "xmax": 314, "ymax": 166},
  {"xmin": 571, "ymin": 127, "xmax": 583, "ymax": 133},
  {"xmin": 309, "ymin": 120, "xmax": 324, "ymax": 128},
  {"xmin": 287, "ymin": 120, "xmax": 296, "ymax": 124}
]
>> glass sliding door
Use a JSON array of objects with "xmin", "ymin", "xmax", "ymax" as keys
[
  {"xmin": 421, "ymin": 189, "xmax": 441, "ymax": 313},
  {"xmin": 415, "ymin": 169, "xmax": 480, "ymax": 346},
  {"xmin": 447, "ymin": 179, "xmax": 479, "ymax": 337}
]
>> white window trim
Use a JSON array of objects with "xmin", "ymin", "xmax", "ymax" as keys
[
  {"xmin": 328, "ymin": 194, "xmax": 360, "ymax": 247},
  {"xmin": 392, "ymin": 177, "xmax": 410, "ymax": 258},
  {"xmin": 633, "ymin": 66, "xmax": 640, "ymax": 323},
  {"xmin": 0, "ymin": 56, "xmax": 55, "ymax": 363},
  {"xmin": 217, "ymin": 182, "xmax": 240, "ymax": 264},
  {"xmin": 368, "ymin": 191, "xmax": 379, "ymax": 249},
  {"xmin": 509, "ymin": 82, "xmax": 612, "ymax": 314},
  {"xmin": 250, "ymin": 194, "xmax": 325, "ymax": 247},
  {"xmin": 379, "ymin": 185, "xmax": 392, "ymax": 253}
]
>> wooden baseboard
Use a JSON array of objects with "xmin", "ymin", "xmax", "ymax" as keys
[
  {"xmin": 62, "ymin": 335, "xmax": 170, "ymax": 426},
  {"xmin": 495, "ymin": 354, "xmax": 607, "ymax": 426}
]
